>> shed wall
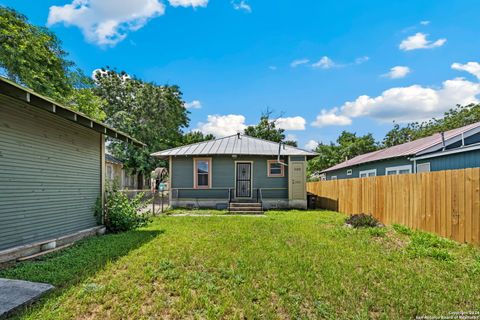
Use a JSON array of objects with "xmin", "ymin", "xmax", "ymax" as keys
[{"xmin": 0, "ymin": 95, "xmax": 100, "ymax": 250}]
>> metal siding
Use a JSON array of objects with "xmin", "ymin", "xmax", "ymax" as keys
[
  {"xmin": 171, "ymin": 155, "xmax": 289, "ymax": 198},
  {"xmin": 0, "ymin": 97, "xmax": 100, "ymax": 250}
]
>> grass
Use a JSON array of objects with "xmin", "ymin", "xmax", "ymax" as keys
[{"xmin": 1, "ymin": 210, "xmax": 479, "ymax": 319}]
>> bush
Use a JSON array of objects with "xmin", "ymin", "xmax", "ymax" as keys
[
  {"xmin": 345, "ymin": 213, "xmax": 380, "ymax": 228},
  {"xmin": 104, "ymin": 187, "xmax": 151, "ymax": 233}
]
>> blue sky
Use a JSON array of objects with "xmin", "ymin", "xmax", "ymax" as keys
[{"xmin": 3, "ymin": 0, "xmax": 480, "ymax": 149}]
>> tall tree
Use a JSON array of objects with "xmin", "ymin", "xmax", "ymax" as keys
[
  {"xmin": 307, "ymin": 131, "xmax": 378, "ymax": 177},
  {"xmin": 244, "ymin": 110, "xmax": 298, "ymax": 146},
  {"xmin": 93, "ymin": 68, "xmax": 190, "ymax": 174},
  {"xmin": 0, "ymin": 7, "xmax": 106, "ymax": 121},
  {"xmin": 382, "ymin": 104, "xmax": 480, "ymax": 147},
  {"xmin": 0, "ymin": 7, "xmax": 74, "ymax": 101},
  {"xmin": 183, "ymin": 131, "xmax": 215, "ymax": 145}
]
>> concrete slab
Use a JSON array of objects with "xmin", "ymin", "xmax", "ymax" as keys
[{"xmin": 0, "ymin": 278, "xmax": 54, "ymax": 317}]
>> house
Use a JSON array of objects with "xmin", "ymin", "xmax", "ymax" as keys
[
  {"xmin": 105, "ymin": 154, "xmax": 145, "ymax": 190},
  {"xmin": 151, "ymin": 134, "xmax": 318, "ymax": 210},
  {"xmin": 0, "ymin": 77, "xmax": 143, "ymax": 258},
  {"xmin": 321, "ymin": 122, "xmax": 480, "ymax": 180}
]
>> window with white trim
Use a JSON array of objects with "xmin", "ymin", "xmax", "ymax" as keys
[
  {"xmin": 267, "ymin": 160, "xmax": 284, "ymax": 177},
  {"xmin": 417, "ymin": 162, "xmax": 431, "ymax": 173},
  {"xmin": 330, "ymin": 176, "xmax": 337, "ymax": 180},
  {"xmin": 359, "ymin": 169, "xmax": 376, "ymax": 178},
  {"xmin": 385, "ymin": 165, "xmax": 412, "ymax": 175},
  {"xmin": 194, "ymin": 158, "xmax": 211, "ymax": 188}
]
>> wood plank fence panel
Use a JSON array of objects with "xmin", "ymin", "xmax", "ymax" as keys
[{"xmin": 307, "ymin": 168, "xmax": 480, "ymax": 245}]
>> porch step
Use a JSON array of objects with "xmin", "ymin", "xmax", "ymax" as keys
[{"xmin": 228, "ymin": 202, "xmax": 263, "ymax": 214}]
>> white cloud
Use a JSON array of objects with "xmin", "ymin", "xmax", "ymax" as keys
[
  {"xmin": 399, "ymin": 32, "xmax": 446, "ymax": 51},
  {"xmin": 314, "ymin": 78, "xmax": 480, "ymax": 126},
  {"xmin": 305, "ymin": 140, "xmax": 319, "ymax": 151},
  {"xmin": 48, "ymin": 0, "xmax": 166, "ymax": 46},
  {"xmin": 383, "ymin": 66, "xmax": 411, "ymax": 79},
  {"xmin": 232, "ymin": 0, "xmax": 251, "ymax": 12},
  {"xmin": 452, "ymin": 62, "xmax": 480, "ymax": 80},
  {"xmin": 196, "ymin": 114, "xmax": 247, "ymax": 137},
  {"xmin": 311, "ymin": 56, "xmax": 368, "ymax": 69},
  {"xmin": 420, "ymin": 20, "xmax": 430, "ymax": 26},
  {"xmin": 285, "ymin": 134, "xmax": 297, "ymax": 141},
  {"xmin": 275, "ymin": 116, "xmax": 306, "ymax": 130},
  {"xmin": 312, "ymin": 56, "xmax": 336, "ymax": 69},
  {"xmin": 290, "ymin": 59, "xmax": 310, "ymax": 68},
  {"xmin": 185, "ymin": 100, "xmax": 202, "ymax": 109},
  {"xmin": 168, "ymin": 0, "xmax": 208, "ymax": 7},
  {"xmin": 312, "ymin": 108, "xmax": 352, "ymax": 127},
  {"xmin": 355, "ymin": 56, "xmax": 370, "ymax": 64}
]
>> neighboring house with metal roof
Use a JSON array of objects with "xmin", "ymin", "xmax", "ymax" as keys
[
  {"xmin": 320, "ymin": 122, "xmax": 480, "ymax": 180},
  {"xmin": 0, "ymin": 77, "xmax": 143, "ymax": 258},
  {"xmin": 151, "ymin": 133, "xmax": 318, "ymax": 210}
]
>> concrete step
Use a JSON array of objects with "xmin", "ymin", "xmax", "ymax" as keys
[
  {"xmin": 228, "ymin": 211, "xmax": 264, "ymax": 215},
  {"xmin": 229, "ymin": 207, "xmax": 263, "ymax": 211},
  {"xmin": 229, "ymin": 202, "xmax": 262, "ymax": 207}
]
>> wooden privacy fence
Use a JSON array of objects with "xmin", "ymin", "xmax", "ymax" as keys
[{"xmin": 307, "ymin": 168, "xmax": 480, "ymax": 245}]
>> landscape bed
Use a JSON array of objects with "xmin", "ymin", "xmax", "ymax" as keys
[{"xmin": 1, "ymin": 210, "xmax": 479, "ymax": 319}]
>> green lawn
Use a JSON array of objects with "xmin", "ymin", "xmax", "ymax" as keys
[{"xmin": 1, "ymin": 210, "xmax": 480, "ymax": 319}]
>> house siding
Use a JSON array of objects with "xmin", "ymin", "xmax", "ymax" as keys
[
  {"xmin": 417, "ymin": 149, "xmax": 480, "ymax": 171},
  {"xmin": 325, "ymin": 148, "xmax": 480, "ymax": 180},
  {"xmin": 0, "ymin": 95, "xmax": 100, "ymax": 251},
  {"xmin": 171, "ymin": 155, "xmax": 289, "ymax": 200},
  {"xmin": 325, "ymin": 157, "xmax": 412, "ymax": 180}
]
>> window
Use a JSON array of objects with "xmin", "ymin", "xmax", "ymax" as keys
[
  {"xmin": 359, "ymin": 169, "xmax": 377, "ymax": 178},
  {"xmin": 417, "ymin": 162, "xmax": 431, "ymax": 173},
  {"xmin": 385, "ymin": 165, "xmax": 412, "ymax": 176},
  {"xmin": 268, "ymin": 160, "xmax": 284, "ymax": 177},
  {"xmin": 194, "ymin": 158, "xmax": 212, "ymax": 188},
  {"xmin": 106, "ymin": 165, "xmax": 113, "ymax": 180},
  {"xmin": 330, "ymin": 176, "xmax": 337, "ymax": 180},
  {"xmin": 347, "ymin": 169, "xmax": 353, "ymax": 176}
]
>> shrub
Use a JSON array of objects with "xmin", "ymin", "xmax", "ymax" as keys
[
  {"xmin": 392, "ymin": 224, "xmax": 413, "ymax": 236},
  {"xmin": 345, "ymin": 213, "xmax": 380, "ymax": 228},
  {"xmin": 104, "ymin": 187, "xmax": 151, "ymax": 233}
]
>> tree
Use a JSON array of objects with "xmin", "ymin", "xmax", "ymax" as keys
[
  {"xmin": 183, "ymin": 131, "xmax": 215, "ymax": 145},
  {"xmin": 0, "ymin": 7, "xmax": 106, "ymax": 121},
  {"xmin": 0, "ymin": 7, "xmax": 74, "ymax": 101},
  {"xmin": 382, "ymin": 104, "xmax": 480, "ymax": 147},
  {"xmin": 307, "ymin": 131, "xmax": 378, "ymax": 177},
  {"xmin": 93, "ymin": 68, "xmax": 190, "ymax": 175},
  {"xmin": 244, "ymin": 110, "xmax": 298, "ymax": 146}
]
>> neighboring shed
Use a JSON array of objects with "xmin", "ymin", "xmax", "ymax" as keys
[
  {"xmin": 105, "ymin": 154, "xmax": 142, "ymax": 190},
  {"xmin": 151, "ymin": 134, "xmax": 318, "ymax": 210},
  {"xmin": 321, "ymin": 122, "xmax": 480, "ymax": 180},
  {"xmin": 0, "ymin": 77, "xmax": 143, "ymax": 255}
]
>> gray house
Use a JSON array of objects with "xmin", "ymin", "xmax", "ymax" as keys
[
  {"xmin": 152, "ymin": 134, "xmax": 318, "ymax": 210},
  {"xmin": 321, "ymin": 122, "xmax": 480, "ymax": 180},
  {"xmin": 0, "ymin": 77, "xmax": 142, "ymax": 257}
]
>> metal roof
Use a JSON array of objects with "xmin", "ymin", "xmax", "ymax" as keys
[
  {"xmin": 322, "ymin": 121, "xmax": 480, "ymax": 173},
  {"xmin": 105, "ymin": 154, "xmax": 123, "ymax": 165},
  {"xmin": 151, "ymin": 134, "xmax": 318, "ymax": 158},
  {"xmin": 0, "ymin": 77, "xmax": 145, "ymax": 147}
]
